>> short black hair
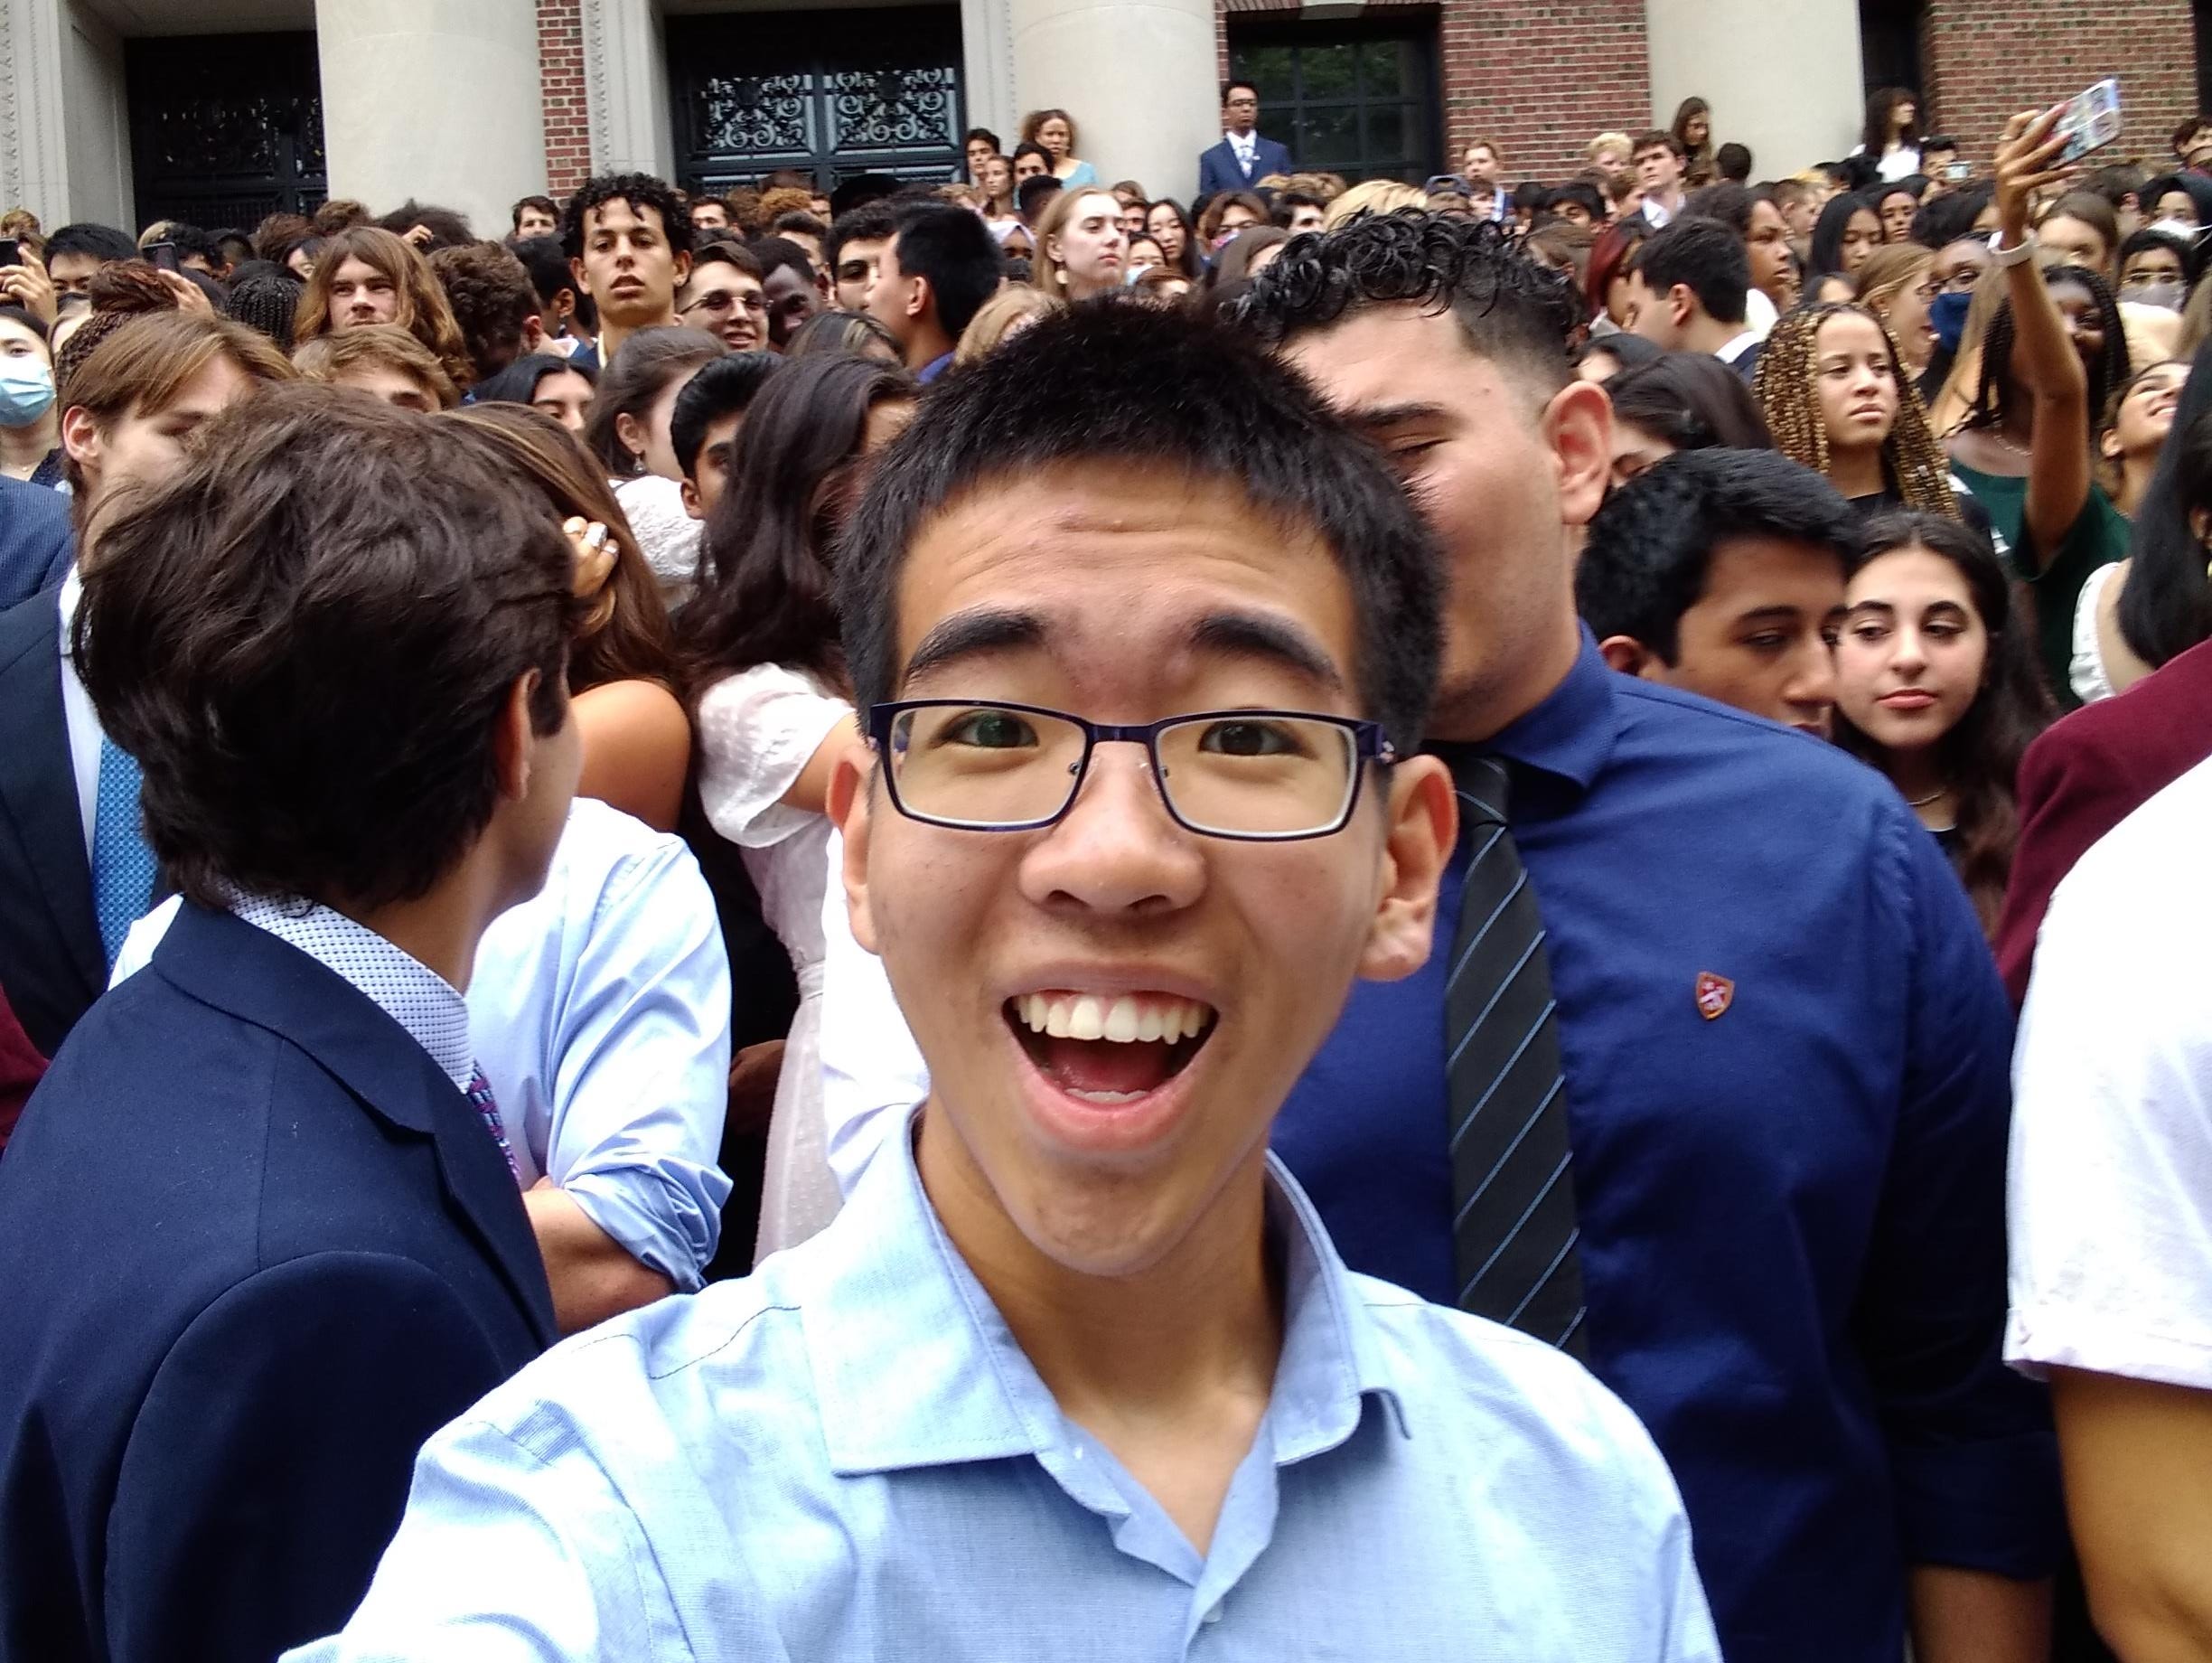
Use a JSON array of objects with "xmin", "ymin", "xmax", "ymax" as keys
[
  {"xmin": 964, "ymin": 126, "xmax": 1002, "ymax": 153},
  {"xmin": 379, "ymin": 201, "xmax": 474, "ymax": 250},
  {"xmin": 560, "ymin": 173, "xmax": 694, "ymax": 261},
  {"xmin": 769, "ymin": 209, "xmax": 826, "ymax": 241},
  {"xmin": 510, "ymin": 235, "xmax": 578, "ymax": 312},
  {"xmin": 1222, "ymin": 79, "xmax": 1260, "ymax": 103},
  {"xmin": 670, "ymin": 351, "xmax": 783, "ymax": 478},
  {"xmin": 752, "ymin": 235, "xmax": 818, "ymax": 289},
  {"xmin": 825, "ymin": 202, "xmax": 899, "ymax": 277},
  {"xmin": 511, "ymin": 194, "xmax": 558, "ymax": 231},
  {"xmin": 211, "ymin": 230, "xmax": 254, "ymax": 269},
  {"xmin": 1909, "ymin": 183, "xmax": 1992, "ymax": 249},
  {"xmin": 1271, "ymin": 190, "xmax": 1326, "ymax": 228},
  {"xmin": 1015, "ymin": 174, "xmax": 1064, "ymax": 223},
  {"xmin": 1606, "ymin": 352, "xmax": 1775, "ymax": 452},
  {"xmin": 159, "ymin": 223, "xmax": 216, "ymax": 265},
  {"xmin": 1576, "ymin": 448, "xmax": 1856, "ymax": 662},
  {"xmin": 839, "ymin": 302, "xmax": 1443, "ymax": 753},
  {"xmin": 1634, "ymin": 130, "xmax": 1686, "ymax": 161},
  {"xmin": 889, "ymin": 202, "xmax": 1001, "ymax": 339},
  {"xmin": 1632, "ymin": 216, "xmax": 1749, "ymax": 325},
  {"xmin": 1237, "ymin": 211, "xmax": 1579, "ymax": 397},
  {"xmin": 691, "ymin": 240, "xmax": 765, "ymax": 281},
  {"xmin": 1921, "ymin": 133, "xmax": 1959, "ymax": 155},
  {"xmin": 72, "ymin": 381, "xmax": 579, "ymax": 910},
  {"xmin": 43, "ymin": 222, "xmax": 136, "ymax": 266},
  {"xmin": 1682, "ymin": 182, "xmax": 1751, "ymax": 236},
  {"xmin": 1714, "ymin": 142, "xmax": 1753, "ymax": 183},
  {"xmin": 1549, "ymin": 181, "xmax": 1607, "ymax": 221}
]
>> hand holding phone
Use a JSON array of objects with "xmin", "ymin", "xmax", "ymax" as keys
[
  {"xmin": 0, "ymin": 239, "xmax": 18, "ymax": 269},
  {"xmin": 146, "ymin": 241, "xmax": 180, "ymax": 273},
  {"xmin": 2056, "ymin": 79, "xmax": 2123, "ymax": 165}
]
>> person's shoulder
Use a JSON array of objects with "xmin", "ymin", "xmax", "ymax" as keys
[
  {"xmin": 2055, "ymin": 751, "xmax": 2212, "ymax": 913},
  {"xmin": 1608, "ymin": 677, "xmax": 1899, "ymax": 807},
  {"xmin": 0, "ymin": 580, "xmax": 60, "ymax": 662},
  {"xmin": 1351, "ymin": 1273, "xmax": 1675, "ymax": 1483}
]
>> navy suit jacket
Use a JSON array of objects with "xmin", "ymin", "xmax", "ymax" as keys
[
  {"xmin": 1198, "ymin": 132, "xmax": 1293, "ymax": 200},
  {"xmin": 0, "ymin": 476, "xmax": 71, "ymax": 612},
  {"xmin": 0, "ymin": 587, "xmax": 101, "ymax": 1062},
  {"xmin": 0, "ymin": 903, "xmax": 556, "ymax": 1663}
]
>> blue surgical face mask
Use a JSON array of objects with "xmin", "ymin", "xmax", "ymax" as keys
[
  {"xmin": 1929, "ymin": 289, "xmax": 1973, "ymax": 355},
  {"xmin": 0, "ymin": 356, "xmax": 54, "ymax": 427}
]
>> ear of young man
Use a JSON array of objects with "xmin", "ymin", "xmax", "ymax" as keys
[{"xmin": 1598, "ymin": 634, "xmax": 1660, "ymax": 679}]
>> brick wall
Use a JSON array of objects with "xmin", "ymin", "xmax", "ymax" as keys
[
  {"xmin": 539, "ymin": 0, "xmax": 591, "ymax": 197},
  {"xmin": 1920, "ymin": 0, "xmax": 2195, "ymax": 168},
  {"xmin": 1439, "ymin": 0, "xmax": 1650, "ymax": 181}
]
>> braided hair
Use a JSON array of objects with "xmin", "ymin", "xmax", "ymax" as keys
[
  {"xmin": 1966, "ymin": 262, "xmax": 2129, "ymax": 433},
  {"xmin": 1752, "ymin": 301, "xmax": 1958, "ymax": 515}
]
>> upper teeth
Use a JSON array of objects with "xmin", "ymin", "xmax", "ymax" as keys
[{"xmin": 1017, "ymin": 992, "xmax": 1215, "ymax": 1045}]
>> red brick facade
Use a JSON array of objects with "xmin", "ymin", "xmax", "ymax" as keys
[
  {"xmin": 1919, "ymin": 0, "xmax": 2195, "ymax": 169},
  {"xmin": 1438, "ymin": 0, "xmax": 1651, "ymax": 182},
  {"xmin": 539, "ymin": 0, "xmax": 591, "ymax": 197}
]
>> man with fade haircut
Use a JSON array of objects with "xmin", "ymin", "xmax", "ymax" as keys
[
  {"xmin": 0, "ymin": 384, "xmax": 579, "ymax": 1660},
  {"xmin": 290, "ymin": 304, "xmax": 1719, "ymax": 1663},
  {"xmin": 825, "ymin": 200, "xmax": 900, "ymax": 312},
  {"xmin": 1227, "ymin": 211, "xmax": 2061, "ymax": 1663},
  {"xmin": 559, "ymin": 172, "xmax": 694, "ymax": 371},
  {"xmin": 1625, "ymin": 217, "xmax": 1761, "ymax": 378},
  {"xmin": 1577, "ymin": 447, "xmax": 1852, "ymax": 738},
  {"xmin": 865, "ymin": 201, "xmax": 1002, "ymax": 380},
  {"xmin": 669, "ymin": 350, "xmax": 782, "ymax": 521},
  {"xmin": 41, "ymin": 223, "xmax": 138, "ymax": 303}
]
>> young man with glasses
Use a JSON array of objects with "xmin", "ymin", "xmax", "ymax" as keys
[
  {"xmin": 290, "ymin": 304, "xmax": 1719, "ymax": 1662},
  {"xmin": 676, "ymin": 242, "xmax": 771, "ymax": 353}
]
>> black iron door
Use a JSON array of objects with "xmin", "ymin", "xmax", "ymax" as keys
[
  {"xmin": 668, "ymin": 8, "xmax": 965, "ymax": 194},
  {"xmin": 127, "ymin": 32, "xmax": 325, "ymax": 232}
]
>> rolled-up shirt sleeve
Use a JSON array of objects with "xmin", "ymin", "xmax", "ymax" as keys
[{"xmin": 1856, "ymin": 820, "xmax": 2062, "ymax": 1575}]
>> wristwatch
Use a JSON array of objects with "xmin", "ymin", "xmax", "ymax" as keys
[{"xmin": 1988, "ymin": 230, "xmax": 2039, "ymax": 268}]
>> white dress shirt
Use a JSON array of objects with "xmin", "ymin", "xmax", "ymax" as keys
[
  {"xmin": 1228, "ymin": 128, "xmax": 1257, "ymax": 174},
  {"xmin": 115, "ymin": 798, "xmax": 735, "ymax": 1288},
  {"xmin": 54, "ymin": 567, "xmax": 100, "ymax": 858},
  {"xmin": 2008, "ymin": 753, "xmax": 2212, "ymax": 1391},
  {"xmin": 818, "ymin": 832, "xmax": 929, "ymax": 1197}
]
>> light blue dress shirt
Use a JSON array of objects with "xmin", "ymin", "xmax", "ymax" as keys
[
  {"xmin": 115, "ymin": 798, "xmax": 733, "ymax": 1289},
  {"xmin": 288, "ymin": 1109, "xmax": 1719, "ymax": 1663}
]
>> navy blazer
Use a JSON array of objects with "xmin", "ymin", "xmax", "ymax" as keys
[
  {"xmin": 0, "ymin": 903, "xmax": 556, "ymax": 1663},
  {"xmin": 0, "ymin": 476, "xmax": 71, "ymax": 612},
  {"xmin": 0, "ymin": 587, "xmax": 101, "ymax": 1060},
  {"xmin": 1198, "ymin": 132, "xmax": 1293, "ymax": 200}
]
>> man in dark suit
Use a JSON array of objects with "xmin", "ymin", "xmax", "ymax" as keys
[
  {"xmin": 0, "ymin": 383, "xmax": 580, "ymax": 1661},
  {"xmin": 0, "ymin": 311, "xmax": 291, "ymax": 1062},
  {"xmin": 0, "ymin": 473, "xmax": 70, "ymax": 609},
  {"xmin": 1198, "ymin": 79, "xmax": 1294, "ymax": 202}
]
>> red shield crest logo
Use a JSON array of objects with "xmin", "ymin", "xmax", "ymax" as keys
[{"xmin": 1695, "ymin": 972, "xmax": 1734, "ymax": 1021}]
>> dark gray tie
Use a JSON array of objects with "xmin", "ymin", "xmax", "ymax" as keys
[{"xmin": 1443, "ymin": 751, "xmax": 1589, "ymax": 1357}]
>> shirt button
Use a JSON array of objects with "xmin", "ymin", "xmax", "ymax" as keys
[{"xmin": 1202, "ymin": 1602, "xmax": 1223, "ymax": 1625}]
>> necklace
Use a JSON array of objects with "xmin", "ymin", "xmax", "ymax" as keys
[{"xmin": 1907, "ymin": 787, "xmax": 1947, "ymax": 808}]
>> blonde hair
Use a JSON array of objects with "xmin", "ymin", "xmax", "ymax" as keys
[
  {"xmin": 1588, "ymin": 130, "xmax": 1634, "ymax": 164},
  {"xmin": 1030, "ymin": 187, "xmax": 1122, "ymax": 296},
  {"xmin": 1852, "ymin": 243, "xmax": 1934, "ymax": 318},
  {"xmin": 1752, "ymin": 302, "xmax": 1958, "ymax": 515},
  {"xmin": 292, "ymin": 324, "xmax": 461, "ymax": 409},
  {"xmin": 1322, "ymin": 180, "xmax": 1426, "ymax": 230},
  {"xmin": 956, "ymin": 287, "xmax": 1061, "ymax": 365}
]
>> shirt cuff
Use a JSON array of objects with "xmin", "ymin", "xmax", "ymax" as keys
[
  {"xmin": 561, "ymin": 1167, "xmax": 727, "ymax": 1292},
  {"xmin": 2006, "ymin": 1302, "xmax": 2212, "ymax": 1393}
]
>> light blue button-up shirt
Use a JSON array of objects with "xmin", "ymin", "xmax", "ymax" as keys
[{"xmin": 288, "ymin": 1110, "xmax": 1718, "ymax": 1663}]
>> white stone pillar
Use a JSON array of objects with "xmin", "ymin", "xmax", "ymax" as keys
[
  {"xmin": 579, "ymin": 0, "xmax": 673, "ymax": 179},
  {"xmin": 1645, "ymin": 0, "xmax": 1864, "ymax": 181},
  {"xmin": 315, "ymin": 0, "xmax": 548, "ymax": 229},
  {"xmin": 1009, "ymin": 0, "xmax": 1217, "ymax": 204}
]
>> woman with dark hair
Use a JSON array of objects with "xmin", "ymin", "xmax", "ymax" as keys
[
  {"xmin": 1872, "ymin": 180, "xmax": 1923, "ymax": 244},
  {"xmin": 439, "ymin": 402, "xmax": 690, "ymax": 832},
  {"xmin": 1808, "ymin": 193, "xmax": 1884, "ymax": 284},
  {"xmin": 1603, "ymin": 352, "xmax": 1774, "ymax": 484},
  {"xmin": 289, "ymin": 224, "xmax": 473, "ymax": 389},
  {"xmin": 2117, "ymin": 335, "xmax": 2212, "ymax": 666},
  {"xmin": 471, "ymin": 351, "xmax": 597, "ymax": 436},
  {"xmin": 1585, "ymin": 218, "xmax": 1648, "ymax": 329},
  {"xmin": 2117, "ymin": 226, "xmax": 2195, "ymax": 307},
  {"xmin": 785, "ymin": 308, "xmax": 901, "ymax": 362},
  {"xmin": 1855, "ymin": 87, "xmax": 1924, "ymax": 183},
  {"xmin": 1832, "ymin": 511, "xmax": 2054, "ymax": 934},
  {"xmin": 2066, "ymin": 362, "xmax": 2194, "ymax": 702},
  {"xmin": 2141, "ymin": 170, "xmax": 2212, "ymax": 230},
  {"xmin": 581, "ymin": 325, "xmax": 726, "ymax": 600},
  {"xmin": 1017, "ymin": 108, "xmax": 1097, "ymax": 188},
  {"xmin": 1670, "ymin": 96, "xmax": 1715, "ymax": 187},
  {"xmin": 2036, "ymin": 190, "xmax": 2121, "ymax": 284},
  {"xmin": 1144, "ymin": 198, "xmax": 1201, "ymax": 279},
  {"xmin": 1571, "ymin": 330, "xmax": 1664, "ymax": 382},
  {"xmin": 686, "ymin": 352, "xmax": 917, "ymax": 1258}
]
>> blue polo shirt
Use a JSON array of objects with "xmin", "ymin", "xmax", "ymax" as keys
[{"xmin": 1274, "ymin": 636, "xmax": 2061, "ymax": 1663}]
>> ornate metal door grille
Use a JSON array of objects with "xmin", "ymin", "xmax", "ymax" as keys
[
  {"xmin": 127, "ymin": 33, "xmax": 326, "ymax": 233},
  {"xmin": 669, "ymin": 9, "xmax": 965, "ymax": 194}
]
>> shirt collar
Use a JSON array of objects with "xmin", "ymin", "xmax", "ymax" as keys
[
  {"xmin": 1714, "ymin": 328, "xmax": 1760, "ymax": 364},
  {"xmin": 1443, "ymin": 628, "xmax": 1619, "ymax": 794},
  {"xmin": 56, "ymin": 563, "xmax": 81, "ymax": 656},
  {"xmin": 226, "ymin": 893, "xmax": 474, "ymax": 1088},
  {"xmin": 796, "ymin": 1106, "xmax": 1407, "ymax": 1478}
]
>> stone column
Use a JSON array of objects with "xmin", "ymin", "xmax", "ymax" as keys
[
  {"xmin": 1009, "ymin": 0, "xmax": 1217, "ymax": 204},
  {"xmin": 315, "ymin": 0, "xmax": 548, "ymax": 229},
  {"xmin": 1645, "ymin": 0, "xmax": 1863, "ymax": 180}
]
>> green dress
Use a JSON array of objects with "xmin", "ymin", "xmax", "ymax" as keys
[{"xmin": 1947, "ymin": 461, "xmax": 2130, "ymax": 709}]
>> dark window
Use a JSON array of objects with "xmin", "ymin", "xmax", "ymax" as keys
[
  {"xmin": 2197, "ymin": 0, "xmax": 2212, "ymax": 117},
  {"xmin": 127, "ymin": 32, "xmax": 325, "ymax": 230},
  {"xmin": 1858, "ymin": 0, "xmax": 1926, "ymax": 107},
  {"xmin": 1229, "ymin": 15, "xmax": 1441, "ymax": 186},
  {"xmin": 668, "ymin": 7, "xmax": 965, "ymax": 194}
]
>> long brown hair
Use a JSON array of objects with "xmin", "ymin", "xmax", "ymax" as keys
[
  {"xmin": 292, "ymin": 225, "xmax": 473, "ymax": 390},
  {"xmin": 1753, "ymin": 302, "xmax": 1958, "ymax": 514},
  {"xmin": 435, "ymin": 403, "xmax": 682, "ymax": 699}
]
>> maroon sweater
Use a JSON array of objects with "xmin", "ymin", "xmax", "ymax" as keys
[{"xmin": 0, "ymin": 987, "xmax": 46, "ymax": 1152}]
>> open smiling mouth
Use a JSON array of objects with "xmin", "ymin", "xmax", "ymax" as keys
[{"xmin": 1005, "ymin": 992, "xmax": 1216, "ymax": 1105}]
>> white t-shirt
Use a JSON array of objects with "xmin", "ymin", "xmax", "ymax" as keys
[{"xmin": 2007, "ymin": 752, "xmax": 2212, "ymax": 1391}]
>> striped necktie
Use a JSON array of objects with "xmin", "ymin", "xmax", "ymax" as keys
[
  {"xmin": 1443, "ymin": 751, "xmax": 1589, "ymax": 1358},
  {"xmin": 464, "ymin": 1066, "xmax": 520, "ymax": 1181}
]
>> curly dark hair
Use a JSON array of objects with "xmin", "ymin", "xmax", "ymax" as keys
[
  {"xmin": 560, "ymin": 173, "xmax": 695, "ymax": 263},
  {"xmin": 1832, "ymin": 511, "xmax": 2053, "ymax": 934},
  {"xmin": 1234, "ymin": 209, "xmax": 1579, "ymax": 389},
  {"xmin": 427, "ymin": 240, "xmax": 540, "ymax": 382},
  {"xmin": 1966, "ymin": 262, "xmax": 2129, "ymax": 434}
]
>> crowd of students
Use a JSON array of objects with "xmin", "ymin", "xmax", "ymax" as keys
[{"xmin": 0, "ymin": 69, "xmax": 2206, "ymax": 1663}]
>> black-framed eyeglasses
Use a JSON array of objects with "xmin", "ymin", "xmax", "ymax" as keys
[
  {"xmin": 680, "ymin": 290, "xmax": 766, "ymax": 315},
  {"xmin": 867, "ymin": 700, "xmax": 1397, "ymax": 841}
]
